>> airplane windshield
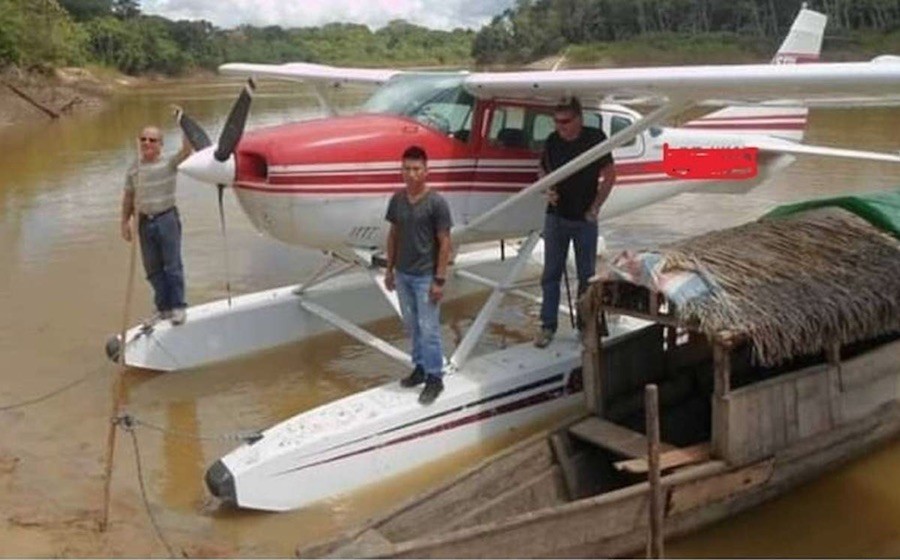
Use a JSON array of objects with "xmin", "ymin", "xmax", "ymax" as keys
[{"xmin": 363, "ymin": 73, "xmax": 474, "ymax": 140}]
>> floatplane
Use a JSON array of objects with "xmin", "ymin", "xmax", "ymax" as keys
[{"xmin": 105, "ymin": 7, "xmax": 900, "ymax": 512}]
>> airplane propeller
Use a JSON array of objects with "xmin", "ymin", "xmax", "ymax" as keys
[{"xmin": 174, "ymin": 78, "xmax": 256, "ymax": 307}]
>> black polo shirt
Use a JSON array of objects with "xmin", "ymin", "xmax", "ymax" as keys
[{"xmin": 540, "ymin": 126, "xmax": 614, "ymax": 221}]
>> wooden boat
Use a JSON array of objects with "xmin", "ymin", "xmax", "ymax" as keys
[{"xmin": 299, "ymin": 195, "xmax": 900, "ymax": 558}]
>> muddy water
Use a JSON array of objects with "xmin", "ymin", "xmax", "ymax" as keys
[{"xmin": 0, "ymin": 80, "xmax": 898, "ymax": 557}]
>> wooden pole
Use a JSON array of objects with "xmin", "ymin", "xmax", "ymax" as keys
[
  {"xmin": 645, "ymin": 384, "xmax": 664, "ymax": 558},
  {"xmin": 100, "ymin": 140, "xmax": 140, "ymax": 532}
]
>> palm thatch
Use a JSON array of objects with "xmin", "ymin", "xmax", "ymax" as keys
[{"xmin": 598, "ymin": 208, "xmax": 900, "ymax": 366}]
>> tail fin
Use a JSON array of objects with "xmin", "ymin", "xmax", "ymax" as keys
[{"xmin": 684, "ymin": 8, "xmax": 827, "ymax": 141}]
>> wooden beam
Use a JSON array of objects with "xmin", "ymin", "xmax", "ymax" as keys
[
  {"xmin": 549, "ymin": 433, "xmax": 580, "ymax": 501},
  {"xmin": 645, "ymin": 384, "xmax": 664, "ymax": 559},
  {"xmin": 614, "ymin": 443, "xmax": 711, "ymax": 474},
  {"xmin": 713, "ymin": 342, "xmax": 731, "ymax": 397},
  {"xmin": 569, "ymin": 417, "xmax": 675, "ymax": 458},
  {"xmin": 582, "ymin": 292, "xmax": 602, "ymax": 415}
]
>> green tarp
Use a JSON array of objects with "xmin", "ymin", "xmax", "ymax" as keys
[{"xmin": 764, "ymin": 188, "xmax": 900, "ymax": 239}]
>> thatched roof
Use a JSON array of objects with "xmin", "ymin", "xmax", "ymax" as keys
[{"xmin": 590, "ymin": 207, "xmax": 900, "ymax": 366}]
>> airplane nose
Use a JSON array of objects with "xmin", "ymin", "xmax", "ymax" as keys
[{"xmin": 179, "ymin": 146, "xmax": 235, "ymax": 185}]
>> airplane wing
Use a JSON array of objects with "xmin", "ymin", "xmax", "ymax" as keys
[
  {"xmin": 219, "ymin": 62, "xmax": 402, "ymax": 87},
  {"xmin": 449, "ymin": 59, "xmax": 900, "ymax": 243},
  {"xmin": 461, "ymin": 60, "xmax": 900, "ymax": 107}
]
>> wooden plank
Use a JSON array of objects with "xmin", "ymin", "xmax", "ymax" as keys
[
  {"xmin": 600, "ymin": 306, "xmax": 680, "ymax": 327},
  {"xmin": 549, "ymin": 433, "xmax": 580, "ymax": 500},
  {"xmin": 325, "ymin": 528, "xmax": 393, "ymax": 558},
  {"xmin": 568, "ymin": 417, "xmax": 675, "ymax": 458},
  {"xmin": 667, "ymin": 459, "xmax": 774, "ymax": 516},
  {"xmin": 615, "ymin": 443, "xmax": 711, "ymax": 474}
]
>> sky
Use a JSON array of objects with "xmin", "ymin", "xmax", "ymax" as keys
[{"xmin": 140, "ymin": 0, "xmax": 515, "ymax": 31}]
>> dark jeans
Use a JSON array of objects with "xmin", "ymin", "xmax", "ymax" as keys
[
  {"xmin": 539, "ymin": 213, "xmax": 598, "ymax": 332},
  {"xmin": 139, "ymin": 207, "xmax": 186, "ymax": 313}
]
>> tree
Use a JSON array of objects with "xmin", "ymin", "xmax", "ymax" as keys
[
  {"xmin": 111, "ymin": 0, "xmax": 138, "ymax": 19},
  {"xmin": 57, "ymin": 0, "xmax": 112, "ymax": 21}
]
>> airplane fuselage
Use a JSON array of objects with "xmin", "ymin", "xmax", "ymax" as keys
[{"xmin": 227, "ymin": 100, "xmax": 798, "ymax": 251}]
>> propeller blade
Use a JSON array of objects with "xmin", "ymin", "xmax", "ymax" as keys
[
  {"xmin": 217, "ymin": 184, "xmax": 233, "ymax": 307},
  {"xmin": 174, "ymin": 107, "xmax": 212, "ymax": 151},
  {"xmin": 214, "ymin": 78, "xmax": 256, "ymax": 162}
]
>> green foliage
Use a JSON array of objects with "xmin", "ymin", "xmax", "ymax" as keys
[
  {"xmin": 0, "ymin": 0, "xmax": 25, "ymax": 65},
  {"xmin": 472, "ymin": 0, "xmax": 900, "ymax": 64},
  {"xmin": 0, "ymin": 0, "xmax": 87, "ymax": 67},
  {"xmin": 4, "ymin": 0, "xmax": 899, "ymax": 77},
  {"xmin": 56, "ymin": 0, "xmax": 111, "ymax": 22}
]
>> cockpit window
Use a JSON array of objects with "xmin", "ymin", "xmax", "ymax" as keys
[{"xmin": 363, "ymin": 73, "xmax": 474, "ymax": 141}]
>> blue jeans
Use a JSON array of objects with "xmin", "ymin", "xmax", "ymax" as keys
[
  {"xmin": 539, "ymin": 213, "xmax": 598, "ymax": 332},
  {"xmin": 138, "ymin": 207, "xmax": 186, "ymax": 313},
  {"xmin": 395, "ymin": 271, "xmax": 444, "ymax": 377}
]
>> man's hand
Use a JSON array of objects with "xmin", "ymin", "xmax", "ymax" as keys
[
  {"xmin": 384, "ymin": 269, "xmax": 395, "ymax": 292},
  {"xmin": 545, "ymin": 188, "xmax": 559, "ymax": 206},
  {"xmin": 121, "ymin": 219, "xmax": 133, "ymax": 242},
  {"xmin": 584, "ymin": 205, "xmax": 600, "ymax": 222},
  {"xmin": 429, "ymin": 282, "xmax": 444, "ymax": 303}
]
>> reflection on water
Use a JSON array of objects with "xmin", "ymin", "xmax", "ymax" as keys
[{"xmin": 0, "ymin": 79, "xmax": 898, "ymax": 556}]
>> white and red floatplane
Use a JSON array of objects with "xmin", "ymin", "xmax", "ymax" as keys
[{"xmin": 106, "ymin": 7, "xmax": 900, "ymax": 511}]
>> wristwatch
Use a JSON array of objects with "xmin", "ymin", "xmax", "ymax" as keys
[{"xmin": 433, "ymin": 277, "xmax": 446, "ymax": 286}]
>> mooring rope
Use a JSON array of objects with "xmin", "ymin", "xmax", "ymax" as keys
[
  {"xmin": 0, "ymin": 362, "xmax": 112, "ymax": 412},
  {"xmin": 122, "ymin": 413, "xmax": 263, "ymax": 444},
  {"xmin": 116, "ymin": 415, "xmax": 178, "ymax": 557}
]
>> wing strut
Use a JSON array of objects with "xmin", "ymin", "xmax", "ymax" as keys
[
  {"xmin": 451, "ymin": 99, "xmax": 692, "ymax": 246},
  {"xmin": 450, "ymin": 230, "xmax": 542, "ymax": 371}
]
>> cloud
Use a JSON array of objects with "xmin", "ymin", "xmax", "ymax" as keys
[{"xmin": 141, "ymin": 0, "xmax": 513, "ymax": 31}]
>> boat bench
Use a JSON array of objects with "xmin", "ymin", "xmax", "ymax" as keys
[
  {"xmin": 568, "ymin": 417, "xmax": 676, "ymax": 458},
  {"xmin": 567, "ymin": 417, "xmax": 710, "ymax": 474}
]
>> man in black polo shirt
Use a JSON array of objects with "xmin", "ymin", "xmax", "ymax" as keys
[{"xmin": 535, "ymin": 97, "xmax": 617, "ymax": 348}]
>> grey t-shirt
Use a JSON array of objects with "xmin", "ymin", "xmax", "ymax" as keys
[
  {"xmin": 124, "ymin": 155, "xmax": 180, "ymax": 215},
  {"xmin": 385, "ymin": 189, "xmax": 453, "ymax": 276}
]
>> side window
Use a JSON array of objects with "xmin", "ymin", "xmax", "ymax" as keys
[
  {"xmin": 582, "ymin": 111, "xmax": 603, "ymax": 130},
  {"xmin": 531, "ymin": 113, "xmax": 554, "ymax": 149},
  {"xmin": 611, "ymin": 115, "xmax": 636, "ymax": 147},
  {"xmin": 488, "ymin": 106, "xmax": 528, "ymax": 149}
]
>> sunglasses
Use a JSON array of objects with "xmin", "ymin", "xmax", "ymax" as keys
[{"xmin": 139, "ymin": 137, "xmax": 160, "ymax": 143}]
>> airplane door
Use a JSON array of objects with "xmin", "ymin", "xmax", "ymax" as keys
[{"xmin": 470, "ymin": 103, "xmax": 546, "ymax": 236}]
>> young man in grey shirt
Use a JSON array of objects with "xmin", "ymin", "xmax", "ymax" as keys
[
  {"xmin": 120, "ymin": 125, "xmax": 192, "ymax": 326},
  {"xmin": 384, "ymin": 145, "xmax": 453, "ymax": 405}
]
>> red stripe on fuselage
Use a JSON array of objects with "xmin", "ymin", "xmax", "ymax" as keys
[{"xmin": 235, "ymin": 160, "xmax": 679, "ymax": 194}]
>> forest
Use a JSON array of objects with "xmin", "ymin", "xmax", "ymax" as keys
[{"xmin": 0, "ymin": 0, "xmax": 897, "ymax": 75}]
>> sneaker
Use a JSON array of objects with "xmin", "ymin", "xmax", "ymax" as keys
[
  {"xmin": 170, "ymin": 307, "xmax": 187, "ymax": 326},
  {"xmin": 400, "ymin": 365, "xmax": 426, "ymax": 388},
  {"xmin": 141, "ymin": 311, "xmax": 167, "ymax": 329},
  {"xmin": 419, "ymin": 376, "xmax": 444, "ymax": 405},
  {"xmin": 533, "ymin": 328, "xmax": 554, "ymax": 348}
]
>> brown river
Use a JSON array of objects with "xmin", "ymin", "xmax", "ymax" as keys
[{"xmin": 0, "ymin": 79, "xmax": 898, "ymax": 557}]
